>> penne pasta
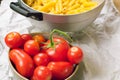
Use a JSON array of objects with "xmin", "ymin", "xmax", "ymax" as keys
[{"xmin": 24, "ymin": 0, "xmax": 98, "ymax": 15}]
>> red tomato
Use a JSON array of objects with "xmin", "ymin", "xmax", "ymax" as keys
[
  {"xmin": 33, "ymin": 53, "xmax": 50, "ymax": 66},
  {"xmin": 21, "ymin": 34, "xmax": 32, "ymax": 44},
  {"xmin": 47, "ymin": 61, "xmax": 74, "ymax": 79},
  {"xmin": 31, "ymin": 66, "xmax": 52, "ymax": 80},
  {"xmin": 43, "ymin": 37, "xmax": 70, "ymax": 61},
  {"xmin": 24, "ymin": 40, "xmax": 40, "ymax": 56},
  {"xmin": 32, "ymin": 34, "xmax": 46, "ymax": 46},
  {"xmin": 67, "ymin": 46, "xmax": 83, "ymax": 64},
  {"xmin": 5, "ymin": 32, "xmax": 23, "ymax": 48},
  {"xmin": 9, "ymin": 48, "xmax": 34, "ymax": 78}
]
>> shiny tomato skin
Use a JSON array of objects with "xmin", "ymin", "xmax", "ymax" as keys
[
  {"xmin": 9, "ymin": 48, "xmax": 34, "ymax": 78},
  {"xmin": 32, "ymin": 34, "xmax": 46, "ymax": 46},
  {"xmin": 24, "ymin": 40, "xmax": 40, "ymax": 56},
  {"xmin": 21, "ymin": 34, "xmax": 32, "ymax": 44},
  {"xmin": 5, "ymin": 32, "xmax": 23, "ymax": 48},
  {"xmin": 43, "ymin": 37, "xmax": 70, "ymax": 61},
  {"xmin": 47, "ymin": 61, "xmax": 74, "ymax": 79},
  {"xmin": 67, "ymin": 46, "xmax": 83, "ymax": 64},
  {"xmin": 32, "ymin": 66, "xmax": 52, "ymax": 80},
  {"xmin": 33, "ymin": 53, "xmax": 50, "ymax": 66}
]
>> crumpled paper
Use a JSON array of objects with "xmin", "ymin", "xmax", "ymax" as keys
[{"xmin": 0, "ymin": 0, "xmax": 120, "ymax": 80}]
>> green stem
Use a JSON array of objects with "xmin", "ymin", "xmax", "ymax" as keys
[{"xmin": 48, "ymin": 29, "xmax": 73, "ymax": 48}]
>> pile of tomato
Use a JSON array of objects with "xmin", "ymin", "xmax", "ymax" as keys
[{"xmin": 5, "ymin": 29, "xmax": 83, "ymax": 80}]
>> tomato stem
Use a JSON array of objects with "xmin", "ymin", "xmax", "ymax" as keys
[{"xmin": 48, "ymin": 29, "xmax": 73, "ymax": 48}]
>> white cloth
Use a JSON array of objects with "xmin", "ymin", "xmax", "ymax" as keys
[{"xmin": 0, "ymin": 0, "xmax": 120, "ymax": 80}]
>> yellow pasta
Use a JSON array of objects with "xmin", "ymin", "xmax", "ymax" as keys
[
  {"xmin": 40, "ymin": 2, "xmax": 56, "ymax": 12},
  {"xmin": 67, "ymin": 4, "xmax": 80, "ymax": 11},
  {"xmin": 24, "ymin": 0, "xmax": 34, "ymax": 6},
  {"xmin": 24, "ymin": 0, "xmax": 98, "ymax": 15},
  {"xmin": 67, "ymin": 0, "xmax": 76, "ymax": 7},
  {"xmin": 58, "ymin": 0, "xmax": 63, "ymax": 12},
  {"xmin": 63, "ymin": 0, "xmax": 70, "ymax": 7}
]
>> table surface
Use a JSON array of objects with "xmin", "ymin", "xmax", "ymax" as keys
[{"xmin": 0, "ymin": 0, "xmax": 120, "ymax": 80}]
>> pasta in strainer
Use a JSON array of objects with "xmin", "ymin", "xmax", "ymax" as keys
[{"xmin": 24, "ymin": 0, "xmax": 98, "ymax": 15}]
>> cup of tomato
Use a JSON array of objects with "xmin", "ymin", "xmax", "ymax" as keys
[{"xmin": 6, "ymin": 29, "xmax": 84, "ymax": 80}]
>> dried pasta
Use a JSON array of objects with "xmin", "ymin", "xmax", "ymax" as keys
[{"xmin": 24, "ymin": 0, "xmax": 98, "ymax": 15}]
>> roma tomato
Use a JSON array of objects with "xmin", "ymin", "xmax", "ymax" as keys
[
  {"xmin": 32, "ymin": 66, "xmax": 52, "ymax": 80},
  {"xmin": 9, "ymin": 48, "xmax": 34, "ymax": 78},
  {"xmin": 47, "ymin": 61, "xmax": 74, "ymax": 79},
  {"xmin": 67, "ymin": 46, "xmax": 83, "ymax": 64},
  {"xmin": 5, "ymin": 32, "xmax": 23, "ymax": 48},
  {"xmin": 32, "ymin": 34, "xmax": 46, "ymax": 46},
  {"xmin": 21, "ymin": 34, "xmax": 32, "ymax": 44},
  {"xmin": 33, "ymin": 53, "xmax": 50, "ymax": 66},
  {"xmin": 43, "ymin": 37, "xmax": 70, "ymax": 61},
  {"xmin": 24, "ymin": 40, "xmax": 40, "ymax": 56}
]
